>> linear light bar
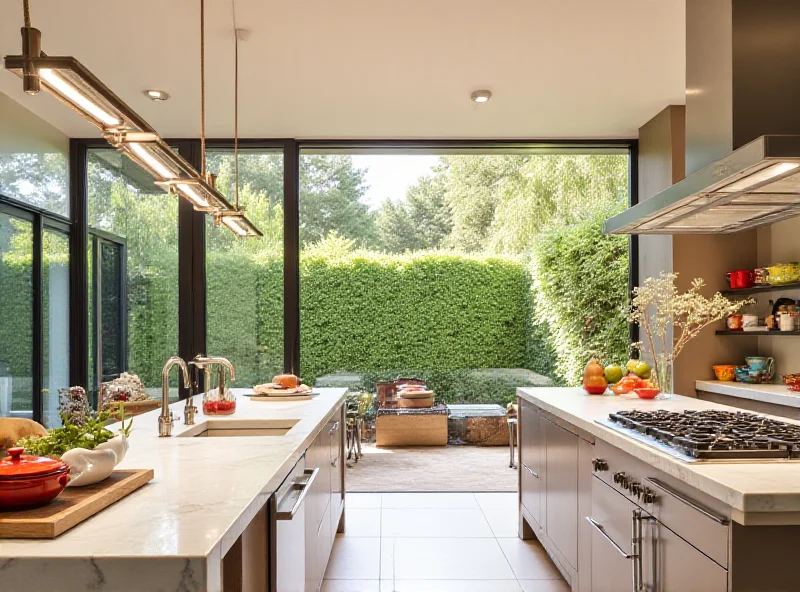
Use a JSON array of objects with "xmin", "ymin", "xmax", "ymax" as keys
[
  {"xmin": 5, "ymin": 55, "xmax": 153, "ymax": 134},
  {"xmin": 4, "ymin": 53, "xmax": 262, "ymax": 237},
  {"xmin": 108, "ymin": 132, "xmax": 233, "ymax": 212},
  {"xmin": 217, "ymin": 210, "xmax": 263, "ymax": 238}
]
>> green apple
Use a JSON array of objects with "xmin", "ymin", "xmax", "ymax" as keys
[
  {"xmin": 604, "ymin": 365, "xmax": 624, "ymax": 384},
  {"xmin": 633, "ymin": 362, "xmax": 652, "ymax": 379}
]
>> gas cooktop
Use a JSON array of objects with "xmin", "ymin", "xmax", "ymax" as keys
[{"xmin": 597, "ymin": 409, "xmax": 800, "ymax": 462}]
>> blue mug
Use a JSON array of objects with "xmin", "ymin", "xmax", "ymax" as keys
[{"xmin": 745, "ymin": 356, "xmax": 775, "ymax": 381}]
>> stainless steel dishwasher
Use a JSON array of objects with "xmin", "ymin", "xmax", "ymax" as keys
[{"xmin": 269, "ymin": 455, "xmax": 320, "ymax": 592}]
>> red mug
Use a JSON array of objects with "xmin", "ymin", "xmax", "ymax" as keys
[{"xmin": 726, "ymin": 270, "xmax": 755, "ymax": 289}]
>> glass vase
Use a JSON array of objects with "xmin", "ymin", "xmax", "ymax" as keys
[{"xmin": 653, "ymin": 354, "xmax": 673, "ymax": 399}]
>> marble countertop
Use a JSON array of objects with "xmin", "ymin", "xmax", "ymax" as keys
[
  {"xmin": 0, "ymin": 388, "xmax": 347, "ymax": 590},
  {"xmin": 696, "ymin": 379, "xmax": 800, "ymax": 408},
  {"xmin": 517, "ymin": 387, "xmax": 800, "ymax": 521}
]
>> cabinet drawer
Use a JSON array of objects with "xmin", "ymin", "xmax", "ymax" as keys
[
  {"xmin": 589, "ymin": 476, "xmax": 637, "ymax": 592},
  {"xmin": 593, "ymin": 439, "xmax": 730, "ymax": 568},
  {"xmin": 643, "ymin": 519, "xmax": 727, "ymax": 592}
]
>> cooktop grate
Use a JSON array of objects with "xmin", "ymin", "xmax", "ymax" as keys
[{"xmin": 603, "ymin": 410, "xmax": 800, "ymax": 461}]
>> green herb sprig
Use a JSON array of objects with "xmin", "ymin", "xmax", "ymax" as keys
[{"xmin": 16, "ymin": 404, "xmax": 133, "ymax": 459}]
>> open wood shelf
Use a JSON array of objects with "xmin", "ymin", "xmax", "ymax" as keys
[
  {"xmin": 721, "ymin": 281, "xmax": 800, "ymax": 296},
  {"xmin": 715, "ymin": 330, "xmax": 800, "ymax": 336}
]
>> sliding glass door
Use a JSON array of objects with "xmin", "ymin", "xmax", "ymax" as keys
[
  {"xmin": 0, "ymin": 211, "xmax": 34, "ymax": 419},
  {"xmin": 0, "ymin": 204, "xmax": 70, "ymax": 426},
  {"xmin": 42, "ymin": 229, "xmax": 70, "ymax": 426}
]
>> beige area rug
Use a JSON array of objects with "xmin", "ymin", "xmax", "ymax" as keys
[{"xmin": 345, "ymin": 443, "xmax": 518, "ymax": 492}]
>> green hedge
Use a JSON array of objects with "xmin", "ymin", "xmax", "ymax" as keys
[
  {"xmin": 206, "ymin": 251, "xmax": 283, "ymax": 387},
  {"xmin": 529, "ymin": 208, "xmax": 629, "ymax": 385},
  {"xmin": 0, "ymin": 260, "xmax": 33, "ymax": 379},
  {"xmin": 299, "ymin": 251, "xmax": 531, "ymax": 383}
]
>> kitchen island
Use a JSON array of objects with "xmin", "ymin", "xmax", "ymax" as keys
[
  {"xmin": 517, "ymin": 387, "xmax": 800, "ymax": 592},
  {"xmin": 0, "ymin": 387, "xmax": 347, "ymax": 592}
]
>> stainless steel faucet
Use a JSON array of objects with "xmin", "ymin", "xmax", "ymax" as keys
[
  {"xmin": 160, "ymin": 356, "xmax": 190, "ymax": 437},
  {"xmin": 189, "ymin": 355, "xmax": 236, "ymax": 403}
]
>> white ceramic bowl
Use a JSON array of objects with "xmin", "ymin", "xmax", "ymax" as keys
[{"xmin": 61, "ymin": 434, "xmax": 129, "ymax": 487}]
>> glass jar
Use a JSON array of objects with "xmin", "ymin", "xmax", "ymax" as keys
[{"xmin": 203, "ymin": 387, "xmax": 236, "ymax": 415}]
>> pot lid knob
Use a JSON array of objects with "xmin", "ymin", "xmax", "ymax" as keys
[{"xmin": 7, "ymin": 447, "xmax": 23, "ymax": 461}]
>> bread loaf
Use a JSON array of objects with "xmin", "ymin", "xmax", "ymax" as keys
[{"xmin": 0, "ymin": 418, "xmax": 48, "ymax": 453}]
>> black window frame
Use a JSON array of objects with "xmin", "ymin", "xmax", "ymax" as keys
[
  {"xmin": 0, "ymin": 194, "xmax": 71, "ymax": 424},
  {"xmin": 59, "ymin": 138, "xmax": 638, "ymax": 397}
]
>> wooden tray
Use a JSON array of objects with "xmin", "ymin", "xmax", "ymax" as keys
[
  {"xmin": 106, "ymin": 400, "xmax": 161, "ymax": 419},
  {"xmin": 0, "ymin": 468, "xmax": 154, "ymax": 538}
]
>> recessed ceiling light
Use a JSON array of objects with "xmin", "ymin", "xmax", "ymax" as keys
[
  {"xmin": 470, "ymin": 89, "xmax": 492, "ymax": 103},
  {"xmin": 144, "ymin": 89, "xmax": 170, "ymax": 101}
]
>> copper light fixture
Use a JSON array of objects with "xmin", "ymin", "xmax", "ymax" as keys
[{"xmin": 4, "ymin": 0, "xmax": 262, "ymax": 237}]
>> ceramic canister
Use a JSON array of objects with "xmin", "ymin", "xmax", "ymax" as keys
[{"xmin": 742, "ymin": 314, "xmax": 758, "ymax": 328}]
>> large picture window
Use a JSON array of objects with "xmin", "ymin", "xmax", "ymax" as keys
[
  {"xmin": 205, "ymin": 149, "xmax": 284, "ymax": 385},
  {"xmin": 86, "ymin": 149, "xmax": 179, "ymax": 400},
  {"xmin": 298, "ymin": 148, "xmax": 632, "ymax": 401}
]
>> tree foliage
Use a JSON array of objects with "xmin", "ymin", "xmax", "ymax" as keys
[
  {"xmin": 375, "ymin": 171, "xmax": 452, "ymax": 253},
  {"xmin": 529, "ymin": 206, "xmax": 630, "ymax": 385}
]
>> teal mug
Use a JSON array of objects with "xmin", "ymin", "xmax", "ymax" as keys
[{"xmin": 745, "ymin": 356, "xmax": 775, "ymax": 381}]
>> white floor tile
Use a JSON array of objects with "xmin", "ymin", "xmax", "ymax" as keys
[
  {"xmin": 482, "ymin": 507, "xmax": 520, "ymax": 538},
  {"xmin": 474, "ymin": 492, "xmax": 518, "ymax": 511},
  {"xmin": 380, "ymin": 579, "xmax": 523, "ymax": 591},
  {"xmin": 348, "ymin": 493, "xmax": 382, "ymax": 509},
  {"xmin": 382, "ymin": 493, "xmax": 478, "ymax": 509},
  {"xmin": 325, "ymin": 537, "xmax": 381, "ymax": 579},
  {"xmin": 322, "ymin": 580, "xmax": 380, "ymax": 592},
  {"xmin": 496, "ymin": 538, "xmax": 562, "ymax": 580},
  {"xmin": 518, "ymin": 580, "xmax": 571, "ymax": 592},
  {"xmin": 382, "ymin": 509, "xmax": 494, "ymax": 538},
  {"xmin": 389, "ymin": 538, "xmax": 516, "ymax": 580},
  {"xmin": 381, "ymin": 537, "xmax": 396, "ymax": 581},
  {"xmin": 342, "ymin": 509, "xmax": 382, "ymax": 537}
]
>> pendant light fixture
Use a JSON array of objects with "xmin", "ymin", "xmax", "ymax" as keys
[
  {"xmin": 4, "ymin": 0, "xmax": 261, "ymax": 237},
  {"xmin": 202, "ymin": 0, "xmax": 262, "ymax": 237}
]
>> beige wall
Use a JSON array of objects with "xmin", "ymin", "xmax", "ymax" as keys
[
  {"xmin": 755, "ymin": 218, "xmax": 800, "ymax": 377},
  {"xmin": 636, "ymin": 105, "xmax": 761, "ymax": 396}
]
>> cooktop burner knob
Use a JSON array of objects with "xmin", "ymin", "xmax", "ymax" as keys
[
  {"xmin": 592, "ymin": 458, "xmax": 608, "ymax": 472},
  {"xmin": 612, "ymin": 471, "xmax": 626, "ymax": 485},
  {"xmin": 642, "ymin": 488, "xmax": 657, "ymax": 504},
  {"xmin": 630, "ymin": 482, "xmax": 642, "ymax": 497}
]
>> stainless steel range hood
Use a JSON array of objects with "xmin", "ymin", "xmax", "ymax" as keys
[
  {"xmin": 606, "ymin": 0, "xmax": 800, "ymax": 235},
  {"xmin": 604, "ymin": 135, "xmax": 800, "ymax": 234}
]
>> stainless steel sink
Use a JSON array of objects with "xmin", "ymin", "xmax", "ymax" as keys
[{"xmin": 178, "ymin": 419, "xmax": 300, "ymax": 437}]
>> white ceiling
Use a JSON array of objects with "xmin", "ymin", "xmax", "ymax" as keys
[{"xmin": 0, "ymin": 0, "xmax": 685, "ymax": 139}]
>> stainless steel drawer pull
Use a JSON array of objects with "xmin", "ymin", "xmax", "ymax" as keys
[
  {"xmin": 586, "ymin": 516, "xmax": 635, "ymax": 559},
  {"xmin": 522, "ymin": 462, "xmax": 539, "ymax": 479},
  {"xmin": 276, "ymin": 467, "xmax": 319, "ymax": 520},
  {"xmin": 645, "ymin": 477, "xmax": 729, "ymax": 526}
]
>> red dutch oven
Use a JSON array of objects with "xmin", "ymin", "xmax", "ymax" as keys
[
  {"xmin": 726, "ymin": 270, "xmax": 755, "ymax": 289},
  {"xmin": 0, "ymin": 447, "xmax": 70, "ymax": 510}
]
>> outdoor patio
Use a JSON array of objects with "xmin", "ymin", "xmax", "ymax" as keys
[{"xmin": 346, "ymin": 443, "xmax": 517, "ymax": 492}]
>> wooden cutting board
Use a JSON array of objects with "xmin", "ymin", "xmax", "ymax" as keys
[{"xmin": 0, "ymin": 468, "xmax": 154, "ymax": 539}]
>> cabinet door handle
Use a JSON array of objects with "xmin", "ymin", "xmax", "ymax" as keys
[
  {"xmin": 329, "ymin": 421, "xmax": 340, "ymax": 435},
  {"xmin": 586, "ymin": 516, "xmax": 635, "ymax": 559},
  {"xmin": 645, "ymin": 477, "xmax": 729, "ymax": 525},
  {"xmin": 522, "ymin": 462, "xmax": 539, "ymax": 479},
  {"xmin": 276, "ymin": 467, "xmax": 319, "ymax": 520}
]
